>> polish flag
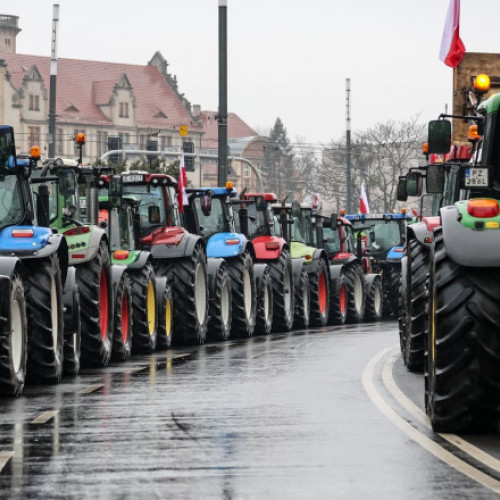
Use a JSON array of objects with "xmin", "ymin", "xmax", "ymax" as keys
[
  {"xmin": 439, "ymin": 0, "xmax": 466, "ymax": 68},
  {"xmin": 360, "ymin": 184, "xmax": 369, "ymax": 215},
  {"xmin": 178, "ymin": 151, "xmax": 188, "ymax": 214}
]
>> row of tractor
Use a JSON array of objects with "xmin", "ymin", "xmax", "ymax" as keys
[
  {"xmin": 0, "ymin": 125, "xmax": 409, "ymax": 397},
  {"xmin": 398, "ymin": 74, "xmax": 500, "ymax": 433}
]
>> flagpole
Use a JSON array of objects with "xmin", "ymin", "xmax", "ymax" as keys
[{"xmin": 346, "ymin": 78, "xmax": 352, "ymax": 213}]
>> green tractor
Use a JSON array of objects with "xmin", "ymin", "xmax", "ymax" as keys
[
  {"xmin": 424, "ymin": 85, "xmax": 500, "ymax": 432},
  {"xmin": 98, "ymin": 175, "xmax": 173, "ymax": 354},
  {"xmin": 273, "ymin": 201, "xmax": 330, "ymax": 328},
  {"xmin": 31, "ymin": 135, "xmax": 127, "ymax": 367}
]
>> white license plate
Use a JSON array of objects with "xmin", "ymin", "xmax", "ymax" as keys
[
  {"xmin": 123, "ymin": 174, "xmax": 144, "ymax": 183},
  {"xmin": 464, "ymin": 168, "xmax": 488, "ymax": 187}
]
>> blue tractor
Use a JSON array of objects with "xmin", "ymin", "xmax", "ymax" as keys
[
  {"xmin": 345, "ymin": 212, "xmax": 412, "ymax": 317},
  {"xmin": 184, "ymin": 183, "xmax": 258, "ymax": 339},
  {"xmin": 0, "ymin": 125, "xmax": 71, "ymax": 395}
]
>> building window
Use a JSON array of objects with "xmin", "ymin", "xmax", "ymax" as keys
[
  {"xmin": 29, "ymin": 94, "xmax": 40, "ymax": 111},
  {"xmin": 56, "ymin": 128, "xmax": 64, "ymax": 155},
  {"xmin": 244, "ymin": 164, "xmax": 250, "ymax": 178},
  {"xmin": 28, "ymin": 126, "xmax": 41, "ymax": 146},
  {"xmin": 5, "ymin": 38, "xmax": 11, "ymax": 46},
  {"xmin": 119, "ymin": 102, "xmax": 129, "ymax": 118}
]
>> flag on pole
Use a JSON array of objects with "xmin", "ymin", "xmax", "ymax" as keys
[
  {"xmin": 439, "ymin": 0, "xmax": 466, "ymax": 68},
  {"xmin": 360, "ymin": 184, "xmax": 369, "ymax": 214},
  {"xmin": 178, "ymin": 151, "xmax": 188, "ymax": 214}
]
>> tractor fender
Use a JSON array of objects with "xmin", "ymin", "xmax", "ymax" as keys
[
  {"xmin": 63, "ymin": 266, "xmax": 80, "ymax": 336},
  {"xmin": 291, "ymin": 258, "xmax": 305, "ymax": 282},
  {"xmin": 127, "ymin": 250, "xmax": 151, "ymax": 270},
  {"xmin": 252, "ymin": 236, "xmax": 287, "ymax": 261},
  {"xmin": 67, "ymin": 227, "xmax": 107, "ymax": 265},
  {"xmin": 110, "ymin": 264, "xmax": 128, "ymax": 320},
  {"xmin": 328, "ymin": 264, "xmax": 343, "ymax": 291},
  {"xmin": 0, "ymin": 256, "xmax": 22, "ymax": 279},
  {"xmin": 441, "ymin": 205, "xmax": 500, "ymax": 267},
  {"xmin": 253, "ymin": 262, "xmax": 269, "ymax": 287},
  {"xmin": 150, "ymin": 232, "xmax": 204, "ymax": 260},
  {"xmin": 206, "ymin": 258, "xmax": 227, "ymax": 298},
  {"xmin": 407, "ymin": 222, "xmax": 433, "ymax": 249},
  {"xmin": 363, "ymin": 272, "xmax": 382, "ymax": 289},
  {"xmin": 206, "ymin": 232, "xmax": 248, "ymax": 259},
  {"xmin": 308, "ymin": 248, "xmax": 328, "ymax": 274}
]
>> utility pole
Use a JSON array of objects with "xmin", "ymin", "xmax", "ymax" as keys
[
  {"xmin": 217, "ymin": 0, "xmax": 228, "ymax": 185},
  {"xmin": 48, "ymin": 4, "xmax": 59, "ymax": 158},
  {"xmin": 345, "ymin": 78, "xmax": 352, "ymax": 213}
]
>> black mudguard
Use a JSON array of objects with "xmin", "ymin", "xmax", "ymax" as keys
[
  {"xmin": 63, "ymin": 266, "xmax": 79, "ymax": 335},
  {"xmin": 110, "ymin": 264, "xmax": 128, "ymax": 321},
  {"xmin": 408, "ymin": 222, "xmax": 432, "ymax": 250},
  {"xmin": 127, "ymin": 250, "xmax": 151, "ymax": 270},
  {"xmin": 150, "ymin": 233, "xmax": 204, "ymax": 260},
  {"xmin": 0, "ymin": 256, "xmax": 22, "ymax": 280},
  {"xmin": 206, "ymin": 258, "xmax": 227, "ymax": 298},
  {"xmin": 291, "ymin": 258, "xmax": 305, "ymax": 283},
  {"xmin": 307, "ymin": 248, "xmax": 328, "ymax": 274},
  {"xmin": 329, "ymin": 264, "xmax": 343, "ymax": 291},
  {"xmin": 441, "ymin": 205, "xmax": 500, "ymax": 267}
]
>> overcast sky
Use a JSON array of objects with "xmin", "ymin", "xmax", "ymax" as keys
[{"xmin": 4, "ymin": 0, "xmax": 500, "ymax": 148}]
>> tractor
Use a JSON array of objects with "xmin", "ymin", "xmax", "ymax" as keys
[
  {"xmin": 232, "ymin": 192, "xmax": 294, "ymax": 334},
  {"xmin": 0, "ymin": 125, "xmax": 69, "ymax": 395},
  {"xmin": 184, "ymin": 183, "xmax": 258, "ymax": 338},
  {"xmin": 345, "ymin": 211, "xmax": 412, "ymax": 318},
  {"xmin": 118, "ymin": 171, "xmax": 208, "ymax": 345},
  {"xmin": 98, "ymin": 174, "xmax": 173, "ymax": 354},
  {"xmin": 273, "ymin": 201, "xmax": 330, "ymax": 328},
  {"xmin": 312, "ymin": 213, "xmax": 383, "ymax": 324}
]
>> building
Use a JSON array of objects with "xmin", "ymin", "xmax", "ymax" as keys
[{"xmin": 0, "ymin": 13, "xmax": 260, "ymax": 190}]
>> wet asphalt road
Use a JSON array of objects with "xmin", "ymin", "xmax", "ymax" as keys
[{"xmin": 1, "ymin": 321, "xmax": 500, "ymax": 499}]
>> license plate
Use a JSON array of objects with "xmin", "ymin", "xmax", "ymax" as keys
[
  {"xmin": 123, "ymin": 174, "xmax": 144, "ymax": 183},
  {"xmin": 464, "ymin": 168, "xmax": 488, "ymax": 187}
]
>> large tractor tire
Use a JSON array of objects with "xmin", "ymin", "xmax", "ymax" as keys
[
  {"xmin": 76, "ymin": 240, "xmax": 112, "ymax": 367},
  {"xmin": 403, "ymin": 238, "xmax": 428, "ymax": 371},
  {"xmin": 112, "ymin": 271, "xmax": 133, "ymax": 361},
  {"xmin": 309, "ymin": 258, "xmax": 330, "ymax": 327},
  {"xmin": 24, "ymin": 254, "xmax": 64, "ymax": 384},
  {"xmin": 345, "ymin": 263, "xmax": 365, "ymax": 324},
  {"xmin": 254, "ymin": 264, "xmax": 273, "ymax": 335},
  {"xmin": 226, "ymin": 252, "xmax": 257, "ymax": 338},
  {"xmin": 383, "ymin": 264, "xmax": 400, "ymax": 318},
  {"xmin": 364, "ymin": 274, "xmax": 383, "ymax": 322},
  {"xmin": 207, "ymin": 260, "xmax": 232, "ymax": 342},
  {"xmin": 156, "ymin": 277, "xmax": 173, "ymax": 350},
  {"xmin": 426, "ymin": 227, "xmax": 500, "ymax": 433},
  {"xmin": 128, "ymin": 262, "xmax": 157, "ymax": 353},
  {"xmin": 267, "ymin": 251, "xmax": 294, "ymax": 332},
  {"xmin": 294, "ymin": 266, "xmax": 310, "ymax": 329},
  {"xmin": 159, "ymin": 245, "xmax": 208, "ymax": 345},
  {"xmin": 328, "ymin": 268, "xmax": 347, "ymax": 325},
  {"xmin": 0, "ymin": 274, "xmax": 27, "ymax": 396},
  {"xmin": 62, "ymin": 267, "xmax": 81, "ymax": 376}
]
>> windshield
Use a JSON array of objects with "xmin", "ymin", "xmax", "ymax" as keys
[
  {"xmin": 122, "ymin": 184, "xmax": 167, "ymax": 236},
  {"xmin": 292, "ymin": 209, "xmax": 313, "ymax": 244},
  {"xmin": 108, "ymin": 207, "xmax": 136, "ymax": 252},
  {"xmin": 234, "ymin": 203, "xmax": 274, "ymax": 238},
  {"xmin": 352, "ymin": 219, "xmax": 404, "ymax": 252},
  {"xmin": 0, "ymin": 175, "xmax": 24, "ymax": 229},
  {"xmin": 193, "ymin": 197, "xmax": 227, "ymax": 238},
  {"xmin": 322, "ymin": 226, "xmax": 341, "ymax": 254}
]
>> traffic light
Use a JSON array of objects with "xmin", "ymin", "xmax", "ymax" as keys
[
  {"xmin": 182, "ymin": 141, "xmax": 195, "ymax": 171},
  {"xmin": 146, "ymin": 140, "xmax": 158, "ymax": 159}
]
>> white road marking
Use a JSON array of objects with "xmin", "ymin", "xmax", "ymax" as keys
[
  {"xmin": 79, "ymin": 383, "xmax": 104, "ymax": 395},
  {"xmin": 383, "ymin": 347, "xmax": 500, "ymax": 475},
  {"xmin": 362, "ymin": 346, "xmax": 500, "ymax": 494},
  {"xmin": 0, "ymin": 451, "xmax": 13, "ymax": 472},
  {"xmin": 31, "ymin": 410, "xmax": 59, "ymax": 424}
]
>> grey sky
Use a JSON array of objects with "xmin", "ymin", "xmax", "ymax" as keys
[{"xmin": 4, "ymin": 1, "xmax": 500, "ymax": 147}]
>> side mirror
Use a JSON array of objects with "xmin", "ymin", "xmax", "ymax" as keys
[
  {"xmin": 255, "ymin": 195, "xmax": 266, "ymax": 211},
  {"xmin": 148, "ymin": 205, "xmax": 161, "ymax": 223},
  {"xmin": 426, "ymin": 164, "xmax": 445, "ymax": 193},
  {"xmin": 428, "ymin": 120, "xmax": 451, "ymax": 154},
  {"xmin": 397, "ymin": 176, "xmax": 408, "ymax": 201},
  {"xmin": 59, "ymin": 169, "xmax": 76, "ymax": 197},
  {"xmin": 330, "ymin": 213, "xmax": 338, "ymax": 229},
  {"xmin": 108, "ymin": 175, "xmax": 123, "ymax": 209},
  {"xmin": 406, "ymin": 172, "xmax": 423, "ymax": 197},
  {"xmin": 291, "ymin": 201, "xmax": 301, "ymax": 218}
]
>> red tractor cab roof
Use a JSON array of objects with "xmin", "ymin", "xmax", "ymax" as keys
[
  {"xmin": 121, "ymin": 170, "xmax": 178, "ymax": 187},
  {"xmin": 243, "ymin": 192, "xmax": 278, "ymax": 202}
]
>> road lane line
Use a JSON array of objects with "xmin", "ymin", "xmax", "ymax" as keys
[
  {"xmin": 0, "ymin": 451, "xmax": 13, "ymax": 472},
  {"xmin": 31, "ymin": 410, "xmax": 59, "ymax": 424},
  {"xmin": 362, "ymin": 347, "xmax": 500, "ymax": 494},
  {"xmin": 383, "ymin": 347, "xmax": 500, "ymax": 475},
  {"xmin": 79, "ymin": 383, "xmax": 104, "ymax": 395}
]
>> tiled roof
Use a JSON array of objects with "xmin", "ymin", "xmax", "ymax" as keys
[
  {"xmin": 199, "ymin": 110, "xmax": 257, "ymax": 149},
  {"xmin": 2, "ymin": 53, "xmax": 202, "ymax": 131}
]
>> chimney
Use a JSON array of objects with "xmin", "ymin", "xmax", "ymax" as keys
[
  {"xmin": 192, "ymin": 104, "xmax": 201, "ymax": 118},
  {"xmin": 0, "ymin": 15, "xmax": 21, "ymax": 54}
]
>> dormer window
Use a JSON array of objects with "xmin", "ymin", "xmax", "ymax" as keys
[
  {"xmin": 29, "ymin": 94, "xmax": 40, "ymax": 111},
  {"xmin": 119, "ymin": 102, "xmax": 129, "ymax": 118}
]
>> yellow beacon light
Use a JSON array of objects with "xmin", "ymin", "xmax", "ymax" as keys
[
  {"xmin": 30, "ymin": 145, "xmax": 41, "ymax": 160},
  {"xmin": 76, "ymin": 133, "xmax": 86, "ymax": 144},
  {"xmin": 474, "ymin": 74, "xmax": 491, "ymax": 93},
  {"xmin": 226, "ymin": 181, "xmax": 233, "ymax": 190}
]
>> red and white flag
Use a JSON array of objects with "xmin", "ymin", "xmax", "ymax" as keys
[
  {"xmin": 439, "ymin": 0, "xmax": 466, "ymax": 68},
  {"xmin": 178, "ymin": 152, "xmax": 188, "ymax": 214},
  {"xmin": 360, "ymin": 183, "xmax": 369, "ymax": 215}
]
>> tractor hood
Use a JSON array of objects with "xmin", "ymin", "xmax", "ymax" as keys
[{"xmin": 206, "ymin": 232, "xmax": 247, "ymax": 258}]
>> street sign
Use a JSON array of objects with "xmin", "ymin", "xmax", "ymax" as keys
[{"xmin": 179, "ymin": 125, "xmax": 188, "ymax": 137}]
